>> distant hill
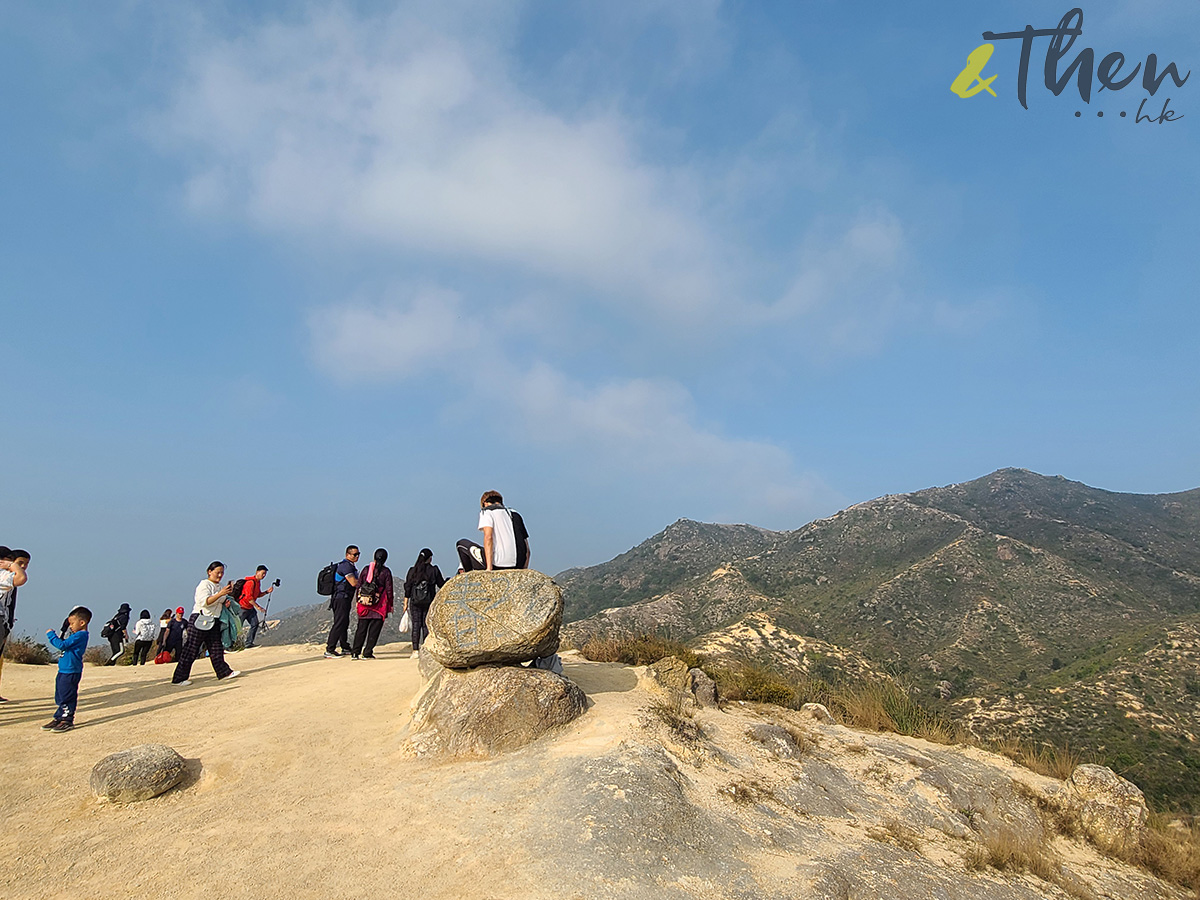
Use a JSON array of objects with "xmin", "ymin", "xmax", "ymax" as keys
[{"xmin": 560, "ymin": 469, "xmax": 1200, "ymax": 812}]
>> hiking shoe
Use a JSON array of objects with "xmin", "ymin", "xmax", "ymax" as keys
[
  {"xmin": 52, "ymin": 721, "xmax": 74, "ymax": 732},
  {"xmin": 174, "ymin": 680, "xmax": 192, "ymax": 687},
  {"xmin": 324, "ymin": 650, "xmax": 343, "ymax": 659},
  {"xmin": 42, "ymin": 720, "xmax": 59, "ymax": 730}
]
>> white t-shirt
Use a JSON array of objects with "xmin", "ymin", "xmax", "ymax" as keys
[
  {"xmin": 478, "ymin": 507, "xmax": 517, "ymax": 568},
  {"xmin": 194, "ymin": 579, "xmax": 224, "ymax": 616}
]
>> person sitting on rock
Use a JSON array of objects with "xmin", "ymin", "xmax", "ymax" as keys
[{"xmin": 456, "ymin": 491, "xmax": 530, "ymax": 572}]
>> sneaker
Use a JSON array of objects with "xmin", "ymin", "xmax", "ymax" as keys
[
  {"xmin": 411, "ymin": 650, "xmax": 420, "ymax": 659},
  {"xmin": 243, "ymin": 643, "xmax": 256, "ymax": 649},
  {"xmin": 42, "ymin": 720, "xmax": 59, "ymax": 730},
  {"xmin": 52, "ymin": 720, "xmax": 74, "ymax": 732},
  {"xmin": 324, "ymin": 650, "xmax": 343, "ymax": 659},
  {"xmin": 225, "ymin": 670, "xmax": 241, "ymax": 680},
  {"xmin": 175, "ymin": 680, "xmax": 192, "ymax": 687},
  {"xmin": 350, "ymin": 654, "xmax": 360, "ymax": 660},
  {"xmin": 362, "ymin": 654, "xmax": 376, "ymax": 659}
]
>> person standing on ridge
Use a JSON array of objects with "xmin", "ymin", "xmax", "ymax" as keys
[
  {"xmin": 102, "ymin": 602, "xmax": 132, "ymax": 665},
  {"xmin": 0, "ymin": 548, "xmax": 30, "ymax": 702},
  {"xmin": 403, "ymin": 548, "xmax": 445, "ymax": 658},
  {"xmin": 236, "ymin": 565, "xmax": 274, "ymax": 649},
  {"xmin": 325, "ymin": 546, "xmax": 359, "ymax": 658},
  {"xmin": 171, "ymin": 561, "xmax": 241, "ymax": 686},
  {"xmin": 456, "ymin": 491, "xmax": 531, "ymax": 572},
  {"xmin": 351, "ymin": 548, "xmax": 394, "ymax": 660},
  {"xmin": 131, "ymin": 610, "xmax": 156, "ymax": 665}
]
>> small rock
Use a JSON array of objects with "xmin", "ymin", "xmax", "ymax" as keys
[
  {"xmin": 689, "ymin": 668, "xmax": 718, "ymax": 707},
  {"xmin": 641, "ymin": 656, "xmax": 691, "ymax": 705},
  {"xmin": 1068, "ymin": 764, "xmax": 1148, "ymax": 852},
  {"xmin": 746, "ymin": 724, "xmax": 806, "ymax": 759},
  {"xmin": 935, "ymin": 680, "xmax": 954, "ymax": 700},
  {"xmin": 90, "ymin": 745, "xmax": 188, "ymax": 803},
  {"xmin": 799, "ymin": 703, "xmax": 835, "ymax": 724},
  {"xmin": 424, "ymin": 570, "xmax": 563, "ymax": 668}
]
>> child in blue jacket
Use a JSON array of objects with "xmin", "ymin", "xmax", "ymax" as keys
[{"xmin": 44, "ymin": 606, "xmax": 92, "ymax": 732}]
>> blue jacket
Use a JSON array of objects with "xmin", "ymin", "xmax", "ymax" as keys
[{"xmin": 48, "ymin": 629, "xmax": 89, "ymax": 674}]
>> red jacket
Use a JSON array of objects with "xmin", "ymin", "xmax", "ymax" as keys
[{"xmin": 239, "ymin": 577, "xmax": 265, "ymax": 610}]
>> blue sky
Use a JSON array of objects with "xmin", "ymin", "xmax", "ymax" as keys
[{"xmin": 3, "ymin": 1, "xmax": 1197, "ymax": 640}]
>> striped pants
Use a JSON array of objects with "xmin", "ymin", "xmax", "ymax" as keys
[{"xmin": 171, "ymin": 616, "xmax": 233, "ymax": 684}]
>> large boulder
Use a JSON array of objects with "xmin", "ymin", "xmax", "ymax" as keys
[
  {"xmin": 90, "ymin": 745, "xmax": 188, "ymax": 802},
  {"xmin": 424, "ymin": 570, "xmax": 563, "ymax": 668},
  {"xmin": 405, "ymin": 664, "xmax": 587, "ymax": 758},
  {"xmin": 1068, "ymin": 764, "xmax": 1148, "ymax": 852}
]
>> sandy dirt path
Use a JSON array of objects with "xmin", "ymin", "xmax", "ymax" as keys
[{"xmin": 0, "ymin": 644, "xmax": 641, "ymax": 900}]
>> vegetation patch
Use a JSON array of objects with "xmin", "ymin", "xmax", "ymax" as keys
[
  {"xmin": 2, "ymin": 636, "xmax": 53, "ymax": 665},
  {"xmin": 579, "ymin": 633, "xmax": 701, "ymax": 669}
]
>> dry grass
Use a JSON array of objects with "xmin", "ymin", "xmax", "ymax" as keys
[
  {"xmin": 868, "ymin": 818, "xmax": 923, "ymax": 852},
  {"xmin": 712, "ymin": 664, "xmax": 799, "ymax": 707},
  {"xmin": 2, "ymin": 636, "xmax": 53, "ymax": 665},
  {"xmin": 1123, "ymin": 815, "xmax": 1200, "ymax": 895},
  {"xmin": 830, "ymin": 678, "xmax": 962, "ymax": 745},
  {"xmin": 965, "ymin": 829, "xmax": 1092, "ymax": 899},
  {"xmin": 721, "ymin": 776, "xmax": 778, "ymax": 806},
  {"xmin": 83, "ymin": 645, "xmax": 112, "ymax": 666},
  {"xmin": 650, "ymin": 700, "xmax": 705, "ymax": 745},
  {"xmin": 578, "ymin": 634, "xmax": 701, "ymax": 669}
]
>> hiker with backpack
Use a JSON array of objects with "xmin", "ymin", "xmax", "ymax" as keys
[
  {"xmin": 455, "ymin": 490, "xmax": 531, "ymax": 572},
  {"xmin": 234, "ymin": 566, "xmax": 274, "ymax": 649},
  {"xmin": 321, "ymin": 546, "xmax": 360, "ymax": 658},
  {"xmin": 403, "ymin": 548, "xmax": 445, "ymax": 658},
  {"xmin": 101, "ymin": 603, "xmax": 132, "ymax": 665},
  {"xmin": 350, "ymin": 548, "xmax": 394, "ymax": 660}
]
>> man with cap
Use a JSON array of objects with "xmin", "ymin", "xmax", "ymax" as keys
[
  {"xmin": 236, "ymin": 565, "xmax": 275, "ymax": 649},
  {"xmin": 165, "ymin": 606, "xmax": 187, "ymax": 660}
]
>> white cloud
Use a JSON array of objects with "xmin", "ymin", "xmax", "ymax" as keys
[
  {"xmin": 309, "ymin": 288, "xmax": 480, "ymax": 381},
  {"xmin": 161, "ymin": 5, "xmax": 726, "ymax": 316}
]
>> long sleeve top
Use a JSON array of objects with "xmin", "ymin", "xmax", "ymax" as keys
[{"xmin": 48, "ymin": 629, "xmax": 89, "ymax": 674}]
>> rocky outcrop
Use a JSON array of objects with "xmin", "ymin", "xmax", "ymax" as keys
[
  {"xmin": 689, "ymin": 667, "xmax": 718, "ymax": 708},
  {"xmin": 90, "ymin": 745, "xmax": 188, "ymax": 802},
  {"xmin": 1067, "ymin": 764, "xmax": 1149, "ymax": 852},
  {"xmin": 424, "ymin": 570, "xmax": 563, "ymax": 668},
  {"xmin": 405, "ymin": 664, "xmax": 587, "ymax": 758}
]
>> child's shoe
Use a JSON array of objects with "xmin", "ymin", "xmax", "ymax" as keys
[{"xmin": 52, "ymin": 720, "xmax": 74, "ymax": 732}]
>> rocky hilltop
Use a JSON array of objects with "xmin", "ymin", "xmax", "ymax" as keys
[
  {"xmin": 561, "ymin": 469, "xmax": 1200, "ymax": 813},
  {"xmin": 0, "ymin": 644, "xmax": 1193, "ymax": 899}
]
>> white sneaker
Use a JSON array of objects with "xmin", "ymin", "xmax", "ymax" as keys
[
  {"xmin": 175, "ymin": 680, "xmax": 191, "ymax": 687},
  {"xmin": 226, "ymin": 670, "xmax": 241, "ymax": 679},
  {"xmin": 411, "ymin": 650, "xmax": 420, "ymax": 658}
]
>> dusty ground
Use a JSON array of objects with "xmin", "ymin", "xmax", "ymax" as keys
[
  {"xmin": 0, "ymin": 645, "xmax": 1186, "ymax": 900},
  {"xmin": 0, "ymin": 644, "xmax": 647, "ymax": 900}
]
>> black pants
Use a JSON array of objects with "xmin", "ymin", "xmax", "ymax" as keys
[
  {"xmin": 410, "ymin": 604, "xmax": 430, "ymax": 651},
  {"xmin": 351, "ymin": 617, "xmax": 384, "ymax": 657},
  {"xmin": 238, "ymin": 607, "xmax": 260, "ymax": 646},
  {"xmin": 172, "ymin": 619, "xmax": 233, "ymax": 683},
  {"xmin": 106, "ymin": 635, "xmax": 124, "ymax": 665},
  {"xmin": 133, "ymin": 640, "xmax": 153, "ymax": 665},
  {"xmin": 54, "ymin": 672, "xmax": 82, "ymax": 722},
  {"xmin": 326, "ymin": 597, "xmax": 352, "ymax": 653},
  {"xmin": 456, "ymin": 539, "xmax": 517, "ymax": 572}
]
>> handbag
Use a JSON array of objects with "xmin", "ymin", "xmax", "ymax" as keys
[
  {"xmin": 356, "ymin": 562, "xmax": 378, "ymax": 606},
  {"xmin": 193, "ymin": 613, "xmax": 216, "ymax": 631},
  {"xmin": 154, "ymin": 649, "xmax": 172, "ymax": 664}
]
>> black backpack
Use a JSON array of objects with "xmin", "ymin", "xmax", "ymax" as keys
[
  {"xmin": 100, "ymin": 617, "xmax": 119, "ymax": 639},
  {"xmin": 356, "ymin": 567, "xmax": 379, "ymax": 605},
  {"xmin": 509, "ymin": 509, "xmax": 529, "ymax": 568},
  {"xmin": 230, "ymin": 578, "xmax": 248, "ymax": 603},
  {"xmin": 316, "ymin": 562, "xmax": 337, "ymax": 596},
  {"xmin": 412, "ymin": 579, "xmax": 432, "ymax": 606}
]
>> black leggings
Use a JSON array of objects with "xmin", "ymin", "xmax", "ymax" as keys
[
  {"xmin": 351, "ymin": 617, "xmax": 384, "ymax": 657},
  {"xmin": 133, "ymin": 640, "xmax": 153, "ymax": 665},
  {"xmin": 410, "ymin": 604, "xmax": 430, "ymax": 651}
]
